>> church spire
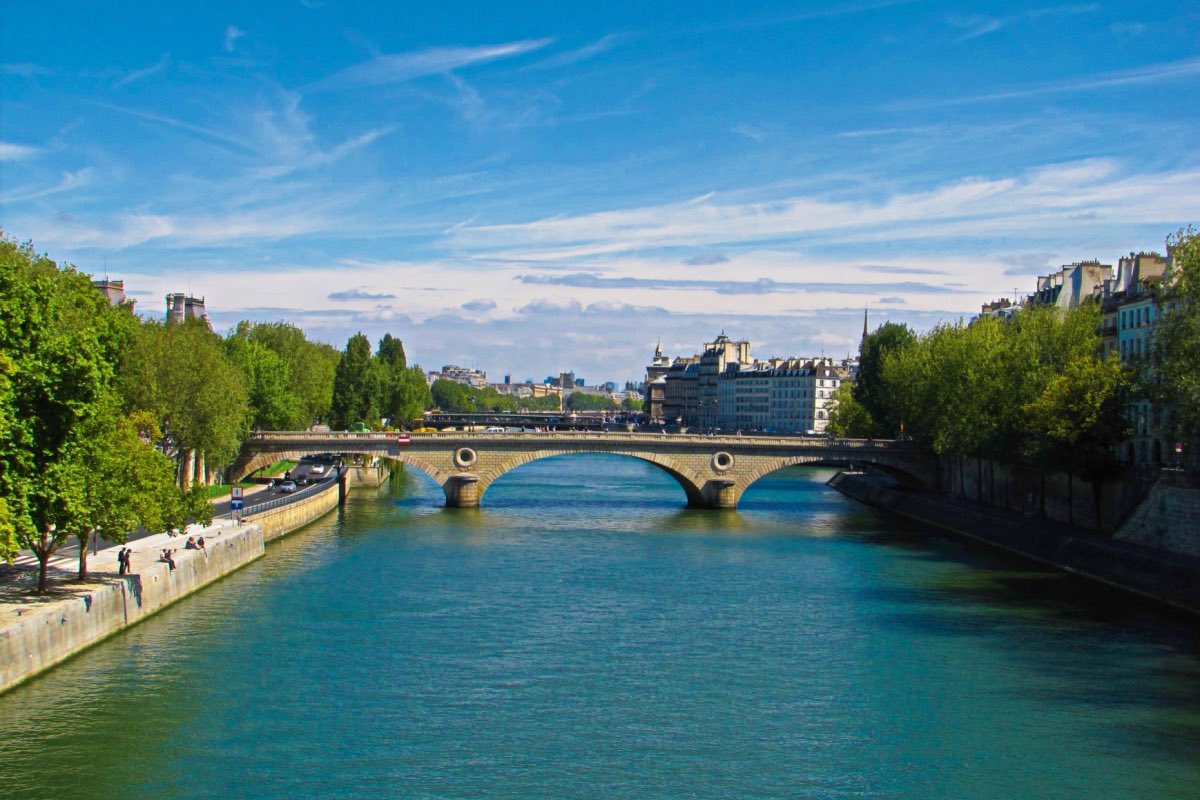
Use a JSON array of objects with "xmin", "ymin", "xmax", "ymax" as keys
[{"xmin": 862, "ymin": 306, "xmax": 869, "ymax": 344}]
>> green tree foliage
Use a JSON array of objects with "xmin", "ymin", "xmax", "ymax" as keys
[
  {"xmin": 867, "ymin": 302, "xmax": 1128, "ymax": 510},
  {"xmin": 1142, "ymin": 228, "xmax": 1200, "ymax": 468},
  {"xmin": 0, "ymin": 234, "xmax": 186, "ymax": 589},
  {"xmin": 120, "ymin": 318, "xmax": 249, "ymax": 483},
  {"xmin": 826, "ymin": 383, "xmax": 873, "ymax": 438},
  {"xmin": 239, "ymin": 321, "xmax": 339, "ymax": 426},
  {"xmin": 375, "ymin": 335, "xmax": 431, "ymax": 426},
  {"xmin": 565, "ymin": 392, "xmax": 619, "ymax": 411},
  {"xmin": 330, "ymin": 333, "xmax": 380, "ymax": 429},
  {"xmin": 853, "ymin": 322, "xmax": 916, "ymax": 437},
  {"xmin": 225, "ymin": 330, "xmax": 297, "ymax": 430}
]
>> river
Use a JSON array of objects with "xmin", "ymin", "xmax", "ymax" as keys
[{"xmin": 2, "ymin": 456, "xmax": 1198, "ymax": 799}]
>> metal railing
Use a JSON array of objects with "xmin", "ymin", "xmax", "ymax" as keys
[
  {"xmin": 241, "ymin": 473, "xmax": 339, "ymax": 517},
  {"xmin": 247, "ymin": 430, "xmax": 900, "ymax": 450}
]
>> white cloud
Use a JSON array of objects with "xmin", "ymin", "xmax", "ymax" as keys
[
  {"xmin": 224, "ymin": 25, "xmax": 246, "ymax": 53},
  {"xmin": 0, "ymin": 141, "xmax": 41, "ymax": 161},
  {"xmin": 113, "ymin": 54, "xmax": 169, "ymax": 88},
  {"xmin": 312, "ymin": 39, "xmax": 553, "ymax": 90}
]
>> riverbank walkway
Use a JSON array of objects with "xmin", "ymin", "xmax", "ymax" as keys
[{"xmin": 0, "ymin": 515, "xmax": 250, "ymax": 626}]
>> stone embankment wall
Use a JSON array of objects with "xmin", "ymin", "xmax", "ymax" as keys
[
  {"xmin": 2, "ymin": 470, "xmax": 354, "ymax": 695},
  {"xmin": 830, "ymin": 471, "xmax": 1200, "ymax": 617},
  {"xmin": 247, "ymin": 478, "xmax": 344, "ymax": 542},
  {"xmin": 933, "ymin": 455, "xmax": 1147, "ymax": 533},
  {"xmin": 1116, "ymin": 473, "xmax": 1200, "ymax": 558},
  {"xmin": 1, "ymin": 527, "xmax": 265, "ymax": 695}
]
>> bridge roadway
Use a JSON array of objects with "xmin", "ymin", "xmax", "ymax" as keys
[{"xmin": 237, "ymin": 431, "xmax": 931, "ymax": 510}]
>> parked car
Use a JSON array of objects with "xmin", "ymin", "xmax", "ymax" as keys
[{"xmin": 277, "ymin": 481, "xmax": 298, "ymax": 493}]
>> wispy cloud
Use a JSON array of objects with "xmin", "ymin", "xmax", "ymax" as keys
[
  {"xmin": 732, "ymin": 123, "xmax": 766, "ymax": 143},
  {"xmin": 892, "ymin": 57, "xmax": 1200, "ymax": 109},
  {"xmin": 452, "ymin": 159, "xmax": 1199, "ymax": 260},
  {"xmin": 224, "ymin": 25, "xmax": 246, "ymax": 53},
  {"xmin": 683, "ymin": 253, "xmax": 729, "ymax": 266},
  {"xmin": 96, "ymin": 102, "xmax": 255, "ymax": 152},
  {"xmin": 328, "ymin": 288, "xmax": 396, "ymax": 301},
  {"xmin": 2, "ymin": 62, "xmax": 53, "ymax": 79},
  {"xmin": 522, "ymin": 34, "xmax": 629, "ymax": 71},
  {"xmin": 311, "ymin": 39, "xmax": 553, "ymax": 90},
  {"xmin": 0, "ymin": 168, "xmax": 94, "ymax": 203},
  {"xmin": 0, "ymin": 141, "xmax": 41, "ymax": 162},
  {"xmin": 462, "ymin": 298, "xmax": 497, "ymax": 312},
  {"xmin": 947, "ymin": 4, "xmax": 1098, "ymax": 41},
  {"xmin": 113, "ymin": 53, "xmax": 169, "ymax": 88},
  {"xmin": 516, "ymin": 273, "xmax": 964, "ymax": 296}
]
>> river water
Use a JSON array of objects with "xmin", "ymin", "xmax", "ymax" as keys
[{"xmin": 2, "ymin": 456, "xmax": 1198, "ymax": 799}]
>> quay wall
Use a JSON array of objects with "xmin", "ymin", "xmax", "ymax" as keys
[
  {"xmin": 830, "ymin": 471, "xmax": 1200, "ymax": 617},
  {"xmin": 2, "ymin": 471, "xmax": 352, "ymax": 695},
  {"xmin": 1, "ymin": 526, "xmax": 266, "ymax": 695},
  {"xmin": 248, "ymin": 477, "xmax": 345, "ymax": 542}
]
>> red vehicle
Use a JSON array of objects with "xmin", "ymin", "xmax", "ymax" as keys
[{"xmin": 396, "ymin": 434, "xmax": 411, "ymax": 446}]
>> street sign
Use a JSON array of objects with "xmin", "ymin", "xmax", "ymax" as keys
[
  {"xmin": 231, "ymin": 486, "xmax": 244, "ymax": 500},
  {"xmin": 230, "ymin": 498, "xmax": 244, "ymax": 511}
]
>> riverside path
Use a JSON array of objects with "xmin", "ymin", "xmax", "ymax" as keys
[{"xmin": 233, "ymin": 431, "xmax": 934, "ymax": 509}]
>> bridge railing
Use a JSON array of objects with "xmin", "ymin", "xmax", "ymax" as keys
[{"xmin": 246, "ymin": 431, "xmax": 901, "ymax": 450}]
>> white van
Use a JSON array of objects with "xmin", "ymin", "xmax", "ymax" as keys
[{"xmin": 484, "ymin": 427, "xmax": 506, "ymax": 434}]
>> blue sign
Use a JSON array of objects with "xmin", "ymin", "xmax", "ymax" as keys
[{"xmin": 230, "ymin": 499, "xmax": 244, "ymax": 511}]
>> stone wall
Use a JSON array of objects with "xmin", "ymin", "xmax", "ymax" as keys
[
  {"xmin": 830, "ymin": 471, "xmax": 1200, "ymax": 617},
  {"xmin": 1, "ymin": 526, "xmax": 265, "ymax": 695},
  {"xmin": 934, "ymin": 454, "xmax": 1148, "ymax": 534},
  {"xmin": 245, "ymin": 479, "xmax": 343, "ymax": 542},
  {"xmin": 1116, "ymin": 473, "xmax": 1200, "ymax": 558}
]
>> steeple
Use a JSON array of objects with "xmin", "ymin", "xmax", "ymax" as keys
[
  {"xmin": 654, "ymin": 338, "xmax": 662, "ymax": 359},
  {"xmin": 861, "ymin": 306, "xmax": 869, "ymax": 344}
]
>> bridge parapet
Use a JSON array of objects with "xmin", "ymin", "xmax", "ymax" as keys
[{"xmin": 235, "ymin": 431, "xmax": 931, "ymax": 509}]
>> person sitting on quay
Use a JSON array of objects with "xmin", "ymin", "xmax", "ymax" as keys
[
  {"xmin": 160, "ymin": 549, "xmax": 176, "ymax": 571},
  {"xmin": 184, "ymin": 537, "xmax": 197, "ymax": 550}
]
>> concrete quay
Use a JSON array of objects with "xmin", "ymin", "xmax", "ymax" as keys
[{"xmin": 0, "ymin": 471, "xmax": 358, "ymax": 695}]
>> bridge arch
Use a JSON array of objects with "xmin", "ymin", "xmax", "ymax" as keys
[{"xmin": 475, "ymin": 449, "xmax": 708, "ymax": 507}]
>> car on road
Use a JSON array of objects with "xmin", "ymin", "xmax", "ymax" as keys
[
  {"xmin": 277, "ymin": 480, "xmax": 298, "ymax": 493},
  {"xmin": 484, "ymin": 427, "xmax": 506, "ymax": 434},
  {"xmin": 310, "ymin": 464, "xmax": 326, "ymax": 475}
]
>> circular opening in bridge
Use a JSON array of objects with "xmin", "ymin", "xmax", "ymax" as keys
[
  {"xmin": 453, "ymin": 447, "xmax": 478, "ymax": 469},
  {"xmin": 711, "ymin": 451, "xmax": 734, "ymax": 472}
]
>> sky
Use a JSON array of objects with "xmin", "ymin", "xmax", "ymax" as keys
[{"xmin": 2, "ymin": 1, "xmax": 1198, "ymax": 384}]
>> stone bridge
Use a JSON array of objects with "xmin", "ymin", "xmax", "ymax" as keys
[{"xmin": 234, "ymin": 431, "xmax": 933, "ymax": 509}]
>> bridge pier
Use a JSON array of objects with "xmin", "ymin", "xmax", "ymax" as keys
[
  {"xmin": 696, "ymin": 478, "xmax": 739, "ymax": 509},
  {"xmin": 443, "ymin": 473, "xmax": 481, "ymax": 508}
]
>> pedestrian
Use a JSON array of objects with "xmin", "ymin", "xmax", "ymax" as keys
[{"xmin": 117, "ymin": 547, "xmax": 127, "ymax": 575}]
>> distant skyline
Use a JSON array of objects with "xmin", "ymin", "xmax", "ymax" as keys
[{"xmin": 2, "ymin": 1, "xmax": 1197, "ymax": 382}]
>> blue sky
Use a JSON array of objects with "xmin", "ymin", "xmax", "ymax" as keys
[{"xmin": 2, "ymin": 1, "xmax": 1197, "ymax": 384}]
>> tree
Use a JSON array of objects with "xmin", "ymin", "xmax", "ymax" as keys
[
  {"xmin": 329, "ymin": 333, "xmax": 381, "ymax": 430},
  {"xmin": 51, "ymin": 393, "xmax": 181, "ymax": 580},
  {"xmin": 120, "ymin": 318, "xmax": 248, "ymax": 486},
  {"xmin": 826, "ymin": 383, "xmax": 873, "ymax": 438},
  {"xmin": 225, "ymin": 329, "xmax": 298, "ymax": 430},
  {"xmin": 1025, "ymin": 353, "xmax": 1129, "ymax": 527},
  {"xmin": 854, "ymin": 322, "xmax": 916, "ymax": 437},
  {"xmin": 1142, "ymin": 227, "xmax": 1200, "ymax": 469},
  {"xmin": 0, "ymin": 234, "xmax": 182, "ymax": 590},
  {"xmin": 241, "ymin": 321, "xmax": 339, "ymax": 426},
  {"xmin": 375, "ymin": 335, "xmax": 431, "ymax": 426}
]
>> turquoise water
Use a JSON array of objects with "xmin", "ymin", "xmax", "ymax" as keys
[{"xmin": 2, "ymin": 456, "xmax": 1198, "ymax": 799}]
